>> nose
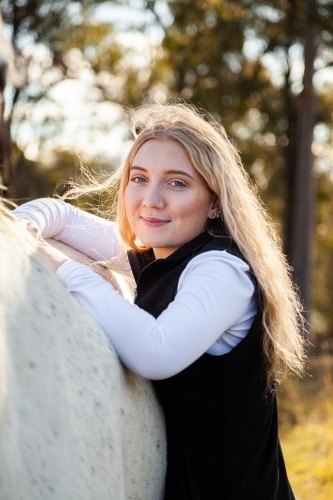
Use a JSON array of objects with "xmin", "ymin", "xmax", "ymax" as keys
[{"xmin": 142, "ymin": 184, "xmax": 165, "ymax": 209}]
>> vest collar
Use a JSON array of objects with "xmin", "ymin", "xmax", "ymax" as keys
[
  {"xmin": 159, "ymin": 230, "xmax": 213, "ymax": 263},
  {"xmin": 128, "ymin": 231, "xmax": 214, "ymax": 282}
]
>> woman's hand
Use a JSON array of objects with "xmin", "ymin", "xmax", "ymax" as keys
[
  {"xmin": 20, "ymin": 219, "xmax": 71, "ymax": 272},
  {"xmin": 33, "ymin": 237, "xmax": 72, "ymax": 272}
]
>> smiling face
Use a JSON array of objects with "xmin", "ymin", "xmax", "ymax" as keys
[{"xmin": 124, "ymin": 139, "xmax": 218, "ymax": 259}]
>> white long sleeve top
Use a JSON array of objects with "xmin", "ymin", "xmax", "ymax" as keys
[{"xmin": 13, "ymin": 198, "xmax": 257, "ymax": 380}]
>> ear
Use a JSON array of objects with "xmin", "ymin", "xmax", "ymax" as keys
[{"xmin": 207, "ymin": 195, "xmax": 221, "ymax": 220}]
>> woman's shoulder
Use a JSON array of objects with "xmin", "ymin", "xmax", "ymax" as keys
[
  {"xmin": 185, "ymin": 248, "xmax": 251, "ymax": 274},
  {"xmin": 202, "ymin": 234, "xmax": 247, "ymax": 264},
  {"xmin": 179, "ymin": 248, "xmax": 255, "ymax": 293}
]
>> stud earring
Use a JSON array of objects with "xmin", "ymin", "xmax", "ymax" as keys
[{"xmin": 212, "ymin": 211, "xmax": 221, "ymax": 219}]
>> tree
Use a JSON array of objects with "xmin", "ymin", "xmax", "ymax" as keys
[{"xmin": 288, "ymin": 0, "xmax": 317, "ymax": 320}]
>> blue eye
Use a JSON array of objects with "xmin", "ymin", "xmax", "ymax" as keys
[
  {"xmin": 170, "ymin": 180, "xmax": 186, "ymax": 188},
  {"xmin": 131, "ymin": 175, "xmax": 147, "ymax": 183}
]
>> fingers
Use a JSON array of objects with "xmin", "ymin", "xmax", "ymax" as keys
[
  {"xmin": 26, "ymin": 221, "xmax": 40, "ymax": 238},
  {"xmin": 16, "ymin": 218, "xmax": 41, "ymax": 239}
]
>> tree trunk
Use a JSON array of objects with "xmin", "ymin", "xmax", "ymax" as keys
[
  {"xmin": 287, "ymin": 0, "xmax": 317, "ymax": 322},
  {"xmin": 0, "ymin": 17, "xmax": 29, "ymax": 199}
]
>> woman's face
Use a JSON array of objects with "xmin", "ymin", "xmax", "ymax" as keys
[{"xmin": 124, "ymin": 139, "xmax": 218, "ymax": 259}]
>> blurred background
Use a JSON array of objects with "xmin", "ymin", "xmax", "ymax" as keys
[{"xmin": 0, "ymin": 1, "xmax": 332, "ymax": 498}]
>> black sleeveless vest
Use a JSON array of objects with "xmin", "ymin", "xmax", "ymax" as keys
[{"xmin": 128, "ymin": 232, "xmax": 295, "ymax": 500}]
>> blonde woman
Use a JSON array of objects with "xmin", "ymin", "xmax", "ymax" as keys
[{"xmin": 14, "ymin": 103, "xmax": 306, "ymax": 499}]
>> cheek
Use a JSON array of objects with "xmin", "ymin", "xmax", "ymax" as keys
[
  {"xmin": 124, "ymin": 187, "xmax": 142, "ymax": 233},
  {"xmin": 176, "ymin": 193, "xmax": 211, "ymax": 221}
]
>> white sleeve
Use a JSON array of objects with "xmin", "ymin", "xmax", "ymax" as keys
[
  {"xmin": 56, "ymin": 251, "xmax": 256, "ymax": 380},
  {"xmin": 12, "ymin": 198, "xmax": 129, "ymax": 270}
]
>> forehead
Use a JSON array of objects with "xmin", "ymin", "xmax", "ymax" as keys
[{"xmin": 132, "ymin": 139, "xmax": 193, "ymax": 169}]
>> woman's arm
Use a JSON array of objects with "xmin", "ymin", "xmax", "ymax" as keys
[
  {"xmin": 13, "ymin": 198, "xmax": 129, "ymax": 271},
  {"xmin": 56, "ymin": 251, "xmax": 256, "ymax": 380}
]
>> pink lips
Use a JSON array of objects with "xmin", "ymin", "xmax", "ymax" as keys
[{"xmin": 141, "ymin": 217, "xmax": 170, "ymax": 227}]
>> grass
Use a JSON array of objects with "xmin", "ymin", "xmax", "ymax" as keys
[{"xmin": 277, "ymin": 354, "xmax": 333, "ymax": 500}]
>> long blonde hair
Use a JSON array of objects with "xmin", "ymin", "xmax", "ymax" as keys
[{"xmin": 65, "ymin": 102, "xmax": 306, "ymax": 386}]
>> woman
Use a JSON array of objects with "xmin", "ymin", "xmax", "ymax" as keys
[{"xmin": 14, "ymin": 102, "xmax": 306, "ymax": 499}]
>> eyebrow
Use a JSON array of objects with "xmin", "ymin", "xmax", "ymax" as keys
[{"xmin": 130, "ymin": 166, "xmax": 194, "ymax": 180}]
